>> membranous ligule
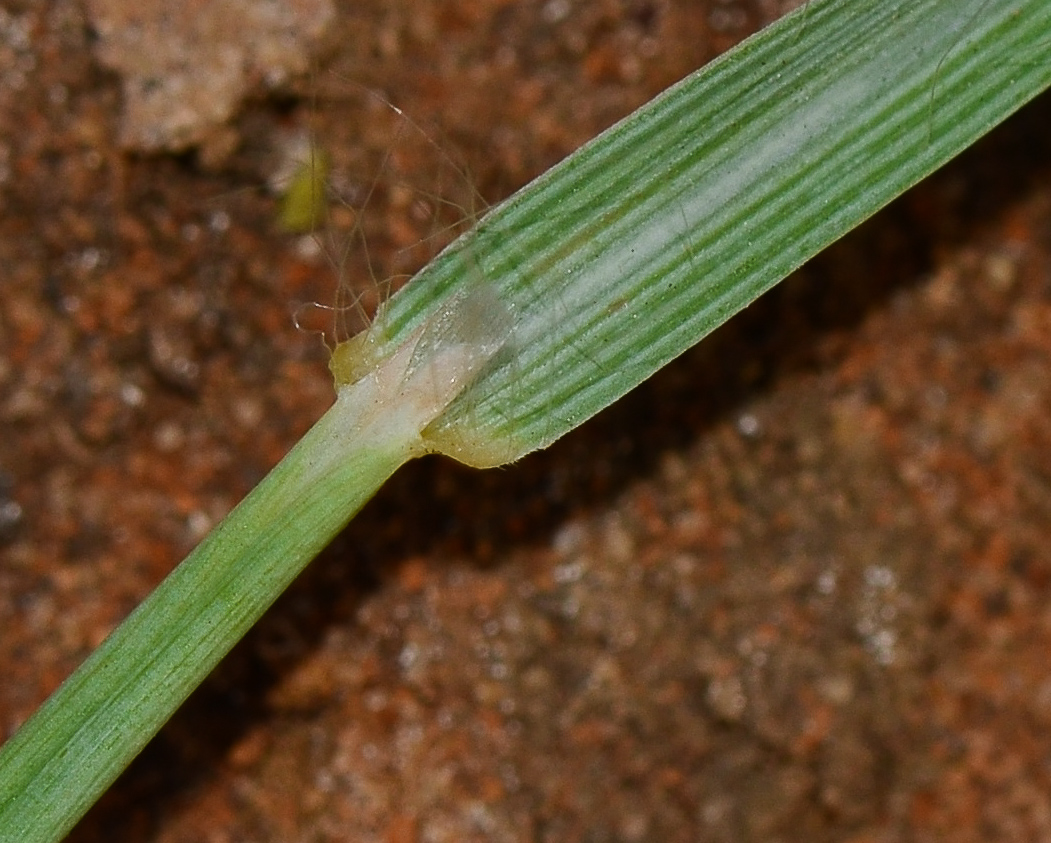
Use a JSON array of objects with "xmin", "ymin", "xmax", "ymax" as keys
[
  {"xmin": 328, "ymin": 322, "xmax": 388, "ymax": 388},
  {"xmin": 327, "ymin": 283, "xmax": 524, "ymax": 468}
]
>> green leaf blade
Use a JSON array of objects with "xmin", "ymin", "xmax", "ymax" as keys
[{"xmin": 399, "ymin": 0, "xmax": 1051, "ymax": 466}]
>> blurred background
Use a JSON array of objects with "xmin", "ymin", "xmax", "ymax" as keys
[{"xmin": 2, "ymin": 1, "xmax": 1051, "ymax": 840}]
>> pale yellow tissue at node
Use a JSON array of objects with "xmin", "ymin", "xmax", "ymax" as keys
[{"xmin": 328, "ymin": 283, "xmax": 527, "ymax": 467}]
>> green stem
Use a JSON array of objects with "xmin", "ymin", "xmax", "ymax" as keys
[{"xmin": 0, "ymin": 387, "xmax": 415, "ymax": 843}]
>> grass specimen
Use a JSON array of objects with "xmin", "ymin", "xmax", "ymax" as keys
[{"xmin": 0, "ymin": 0, "xmax": 1049, "ymax": 840}]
